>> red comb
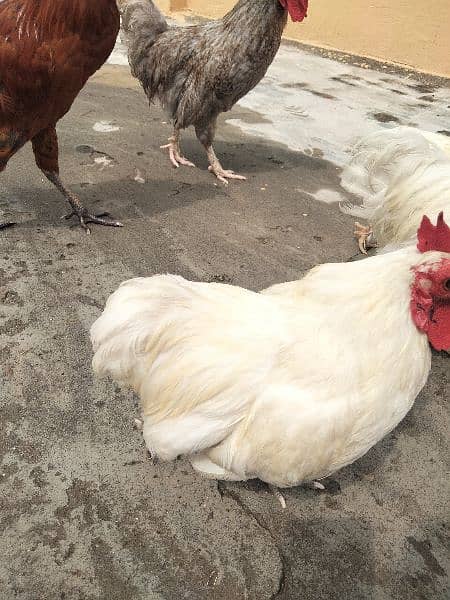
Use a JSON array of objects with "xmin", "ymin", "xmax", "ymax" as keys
[{"xmin": 417, "ymin": 212, "xmax": 450, "ymax": 253}]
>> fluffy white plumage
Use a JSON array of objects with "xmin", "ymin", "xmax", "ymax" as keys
[
  {"xmin": 90, "ymin": 245, "xmax": 447, "ymax": 489},
  {"xmin": 341, "ymin": 127, "xmax": 450, "ymax": 251}
]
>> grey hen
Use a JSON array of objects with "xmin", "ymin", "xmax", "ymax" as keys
[{"xmin": 122, "ymin": 0, "xmax": 308, "ymax": 183}]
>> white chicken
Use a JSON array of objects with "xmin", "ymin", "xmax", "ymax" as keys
[
  {"xmin": 91, "ymin": 215, "xmax": 450, "ymax": 506},
  {"xmin": 340, "ymin": 126, "xmax": 450, "ymax": 253}
]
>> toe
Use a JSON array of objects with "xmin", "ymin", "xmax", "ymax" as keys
[
  {"xmin": 179, "ymin": 158, "xmax": 196, "ymax": 167},
  {"xmin": 64, "ymin": 207, "xmax": 123, "ymax": 230},
  {"xmin": 86, "ymin": 215, "xmax": 123, "ymax": 228},
  {"xmin": 213, "ymin": 168, "xmax": 246, "ymax": 181},
  {"xmin": 312, "ymin": 481, "xmax": 326, "ymax": 490},
  {"xmin": 358, "ymin": 237, "xmax": 368, "ymax": 255},
  {"xmin": 134, "ymin": 418, "xmax": 144, "ymax": 432}
]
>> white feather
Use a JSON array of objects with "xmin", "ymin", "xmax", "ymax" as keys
[
  {"xmin": 340, "ymin": 127, "xmax": 450, "ymax": 249},
  {"xmin": 91, "ymin": 246, "xmax": 445, "ymax": 488}
]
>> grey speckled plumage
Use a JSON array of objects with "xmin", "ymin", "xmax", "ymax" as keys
[{"xmin": 121, "ymin": 0, "xmax": 288, "ymax": 181}]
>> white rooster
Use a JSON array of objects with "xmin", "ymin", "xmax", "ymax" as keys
[
  {"xmin": 340, "ymin": 126, "xmax": 450, "ymax": 253},
  {"xmin": 91, "ymin": 215, "xmax": 450, "ymax": 506}
]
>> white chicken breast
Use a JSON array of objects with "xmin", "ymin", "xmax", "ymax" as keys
[
  {"xmin": 91, "ymin": 216, "xmax": 450, "ymax": 501},
  {"xmin": 340, "ymin": 126, "xmax": 450, "ymax": 253}
]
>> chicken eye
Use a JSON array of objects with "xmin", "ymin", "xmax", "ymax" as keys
[{"xmin": 444, "ymin": 279, "xmax": 450, "ymax": 291}]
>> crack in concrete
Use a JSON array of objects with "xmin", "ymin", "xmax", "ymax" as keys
[{"xmin": 217, "ymin": 482, "xmax": 289, "ymax": 599}]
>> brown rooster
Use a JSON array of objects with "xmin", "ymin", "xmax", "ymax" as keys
[
  {"xmin": 122, "ymin": 0, "xmax": 308, "ymax": 184},
  {"xmin": 0, "ymin": 0, "xmax": 122, "ymax": 232}
]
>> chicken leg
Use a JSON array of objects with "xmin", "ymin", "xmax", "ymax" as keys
[
  {"xmin": 354, "ymin": 222, "xmax": 377, "ymax": 254},
  {"xmin": 0, "ymin": 161, "xmax": 16, "ymax": 229},
  {"xmin": 32, "ymin": 126, "xmax": 123, "ymax": 234},
  {"xmin": 268, "ymin": 485, "xmax": 287, "ymax": 509},
  {"xmin": 161, "ymin": 129, "xmax": 196, "ymax": 168},
  {"xmin": 195, "ymin": 120, "xmax": 246, "ymax": 185},
  {"xmin": 269, "ymin": 481, "xmax": 325, "ymax": 509},
  {"xmin": 133, "ymin": 418, "xmax": 159, "ymax": 464}
]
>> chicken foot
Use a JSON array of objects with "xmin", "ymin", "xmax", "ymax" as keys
[
  {"xmin": 134, "ymin": 418, "xmax": 159, "ymax": 464},
  {"xmin": 32, "ymin": 126, "xmax": 123, "ymax": 233},
  {"xmin": 43, "ymin": 171, "xmax": 123, "ymax": 234},
  {"xmin": 161, "ymin": 130, "xmax": 196, "ymax": 168},
  {"xmin": 269, "ymin": 480, "xmax": 325, "ymax": 509},
  {"xmin": 354, "ymin": 222, "xmax": 377, "ymax": 254},
  {"xmin": 206, "ymin": 146, "xmax": 247, "ymax": 185},
  {"xmin": 195, "ymin": 120, "xmax": 246, "ymax": 185},
  {"xmin": 268, "ymin": 485, "xmax": 287, "ymax": 509}
]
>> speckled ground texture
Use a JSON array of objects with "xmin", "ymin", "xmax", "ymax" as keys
[{"xmin": 0, "ymin": 41, "xmax": 449, "ymax": 600}]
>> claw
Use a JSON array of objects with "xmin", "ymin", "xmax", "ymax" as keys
[
  {"xmin": 208, "ymin": 165, "xmax": 247, "ymax": 185},
  {"xmin": 134, "ymin": 418, "xmax": 143, "ymax": 432},
  {"xmin": 268, "ymin": 484, "xmax": 287, "ymax": 509},
  {"xmin": 0, "ymin": 222, "xmax": 16, "ymax": 230},
  {"xmin": 146, "ymin": 449, "xmax": 159, "ymax": 465},
  {"xmin": 161, "ymin": 137, "xmax": 196, "ymax": 169},
  {"xmin": 311, "ymin": 481, "xmax": 326, "ymax": 491},
  {"xmin": 358, "ymin": 235, "xmax": 368, "ymax": 255},
  {"xmin": 64, "ymin": 209, "xmax": 123, "ymax": 234},
  {"xmin": 134, "ymin": 419, "xmax": 158, "ymax": 464}
]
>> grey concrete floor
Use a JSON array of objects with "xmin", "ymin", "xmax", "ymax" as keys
[{"xmin": 0, "ymin": 63, "xmax": 449, "ymax": 600}]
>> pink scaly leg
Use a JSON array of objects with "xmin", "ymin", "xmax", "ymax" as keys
[
  {"xmin": 354, "ymin": 222, "xmax": 377, "ymax": 254},
  {"xmin": 207, "ymin": 145, "xmax": 246, "ymax": 185},
  {"xmin": 161, "ymin": 129, "xmax": 195, "ymax": 168}
]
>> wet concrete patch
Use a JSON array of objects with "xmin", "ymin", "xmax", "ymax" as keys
[
  {"xmin": 406, "ymin": 537, "xmax": 446, "ymax": 577},
  {"xmin": 0, "ymin": 317, "xmax": 28, "ymax": 336},
  {"xmin": 371, "ymin": 112, "xmax": 401, "ymax": 123},
  {"xmin": 419, "ymin": 95, "xmax": 436, "ymax": 103},
  {"xmin": 330, "ymin": 75, "xmax": 359, "ymax": 87},
  {"xmin": 308, "ymin": 90, "xmax": 336, "ymax": 100},
  {"xmin": 222, "ymin": 45, "xmax": 449, "ymax": 164},
  {"xmin": 408, "ymin": 83, "xmax": 436, "ymax": 94}
]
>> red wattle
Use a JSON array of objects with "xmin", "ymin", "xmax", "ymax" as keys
[
  {"xmin": 411, "ymin": 264, "xmax": 450, "ymax": 351},
  {"xmin": 279, "ymin": 0, "xmax": 308, "ymax": 22},
  {"xmin": 426, "ymin": 300, "xmax": 450, "ymax": 351}
]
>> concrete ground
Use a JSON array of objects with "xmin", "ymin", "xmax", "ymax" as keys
[{"xmin": 0, "ymin": 43, "xmax": 449, "ymax": 600}]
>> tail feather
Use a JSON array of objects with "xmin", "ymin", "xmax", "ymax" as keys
[
  {"xmin": 340, "ymin": 127, "xmax": 450, "ymax": 220},
  {"xmin": 121, "ymin": 0, "xmax": 168, "ymax": 78},
  {"xmin": 90, "ymin": 275, "xmax": 187, "ymax": 386}
]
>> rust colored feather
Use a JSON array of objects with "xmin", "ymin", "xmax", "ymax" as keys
[{"xmin": 0, "ymin": 0, "xmax": 120, "ymax": 164}]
